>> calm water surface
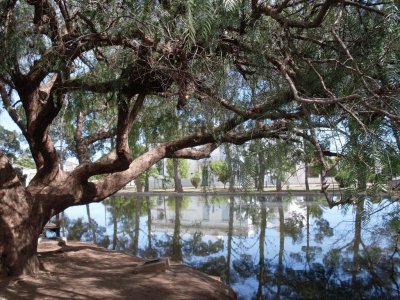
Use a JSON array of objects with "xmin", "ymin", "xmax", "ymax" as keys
[{"xmin": 61, "ymin": 195, "xmax": 400, "ymax": 299}]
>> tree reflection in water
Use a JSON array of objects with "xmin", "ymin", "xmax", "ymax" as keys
[{"xmin": 62, "ymin": 195, "xmax": 400, "ymax": 299}]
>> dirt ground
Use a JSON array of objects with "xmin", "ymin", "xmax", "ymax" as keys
[{"xmin": 0, "ymin": 241, "xmax": 236, "ymax": 300}]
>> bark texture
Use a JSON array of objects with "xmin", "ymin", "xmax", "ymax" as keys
[{"xmin": 0, "ymin": 154, "xmax": 45, "ymax": 275}]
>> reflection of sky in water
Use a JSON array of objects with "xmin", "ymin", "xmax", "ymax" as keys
[{"xmin": 63, "ymin": 195, "xmax": 400, "ymax": 300}]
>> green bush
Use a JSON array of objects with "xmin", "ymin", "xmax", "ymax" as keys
[
  {"xmin": 334, "ymin": 170, "xmax": 355, "ymax": 188},
  {"xmin": 191, "ymin": 171, "xmax": 201, "ymax": 188},
  {"xmin": 209, "ymin": 161, "xmax": 229, "ymax": 187}
]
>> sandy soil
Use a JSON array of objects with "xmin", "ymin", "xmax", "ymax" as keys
[{"xmin": 0, "ymin": 241, "xmax": 236, "ymax": 300}]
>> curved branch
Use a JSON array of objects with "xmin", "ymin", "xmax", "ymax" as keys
[
  {"xmin": 74, "ymin": 110, "xmax": 116, "ymax": 162},
  {"xmin": 30, "ymin": 78, "xmax": 64, "ymax": 173},
  {"xmin": 76, "ymin": 116, "xmax": 289, "ymax": 202},
  {"xmin": 167, "ymin": 143, "xmax": 218, "ymax": 159},
  {"xmin": 0, "ymin": 82, "xmax": 27, "ymax": 136},
  {"xmin": 343, "ymin": 0, "xmax": 386, "ymax": 15},
  {"xmin": 116, "ymin": 93, "xmax": 146, "ymax": 156},
  {"xmin": 82, "ymin": 122, "xmax": 288, "ymax": 202},
  {"xmin": 270, "ymin": 56, "xmax": 362, "ymax": 104},
  {"xmin": 200, "ymin": 87, "xmax": 302, "ymax": 121},
  {"xmin": 255, "ymin": 0, "xmax": 338, "ymax": 28},
  {"xmin": 82, "ymin": 147, "xmax": 167, "ymax": 201},
  {"xmin": 72, "ymin": 94, "xmax": 146, "ymax": 181}
]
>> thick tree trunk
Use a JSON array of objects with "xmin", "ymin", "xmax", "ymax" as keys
[
  {"xmin": 173, "ymin": 159, "xmax": 183, "ymax": 193},
  {"xmin": 0, "ymin": 154, "xmax": 46, "ymax": 276}
]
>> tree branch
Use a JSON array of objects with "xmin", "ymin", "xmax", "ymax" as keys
[
  {"xmin": 255, "ymin": 0, "xmax": 338, "ymax": 28},
  {"xmin": 0, "ymin": 81, "xmax": 27, "ymax": 136},
  {"xmin": 116, "ymin": 94, "xmax": 145, "ymax": 156},
  {"xmin": 74, "ymin": 106, "xmax": 116, "ymax": 163},
  {"xmin": 343, "ymin": 0, "xmax": 386, "ymax": 15},
  {"xmin": 167, "ymin": 144, "xmax": 218, "ymax": 159}
]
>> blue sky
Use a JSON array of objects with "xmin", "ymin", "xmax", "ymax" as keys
[{"xmin": 0, "ymin": 111, "xmax": 20, "ymax": 132}]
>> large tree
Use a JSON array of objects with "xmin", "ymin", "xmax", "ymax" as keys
[{"xmin": 0, "ymin": 0, "xmax": 398, "ymax": 276}]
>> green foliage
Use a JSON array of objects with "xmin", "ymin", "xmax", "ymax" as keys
[
  {"xmin": 15, "ymin": 153, "xmax": 35, "ymax": 169},
  {"xmin": 190, "ymin": 170, "xmax": 201, "ymax": 188},
  {"xmin": 309, "ymin": 204, "xmax": 324, "ymax": 219},
  {"xmin": 333, "ymin": 119, "xmax": 400, "ymax": 192},
  {"xmin": 166, "ymin": 196, "xmax": 190, "ymax": 210},
  {"xmin": 209, "ymin": 196, "xmax": 228, "ymax": 204},
  {"xmin": 209, "ymin": 161, "xmax": 229, "ymax": 187},
  {"xmin": 239, "ymin": 157, "xmax": 257, "ymax": 191},
  {"xmin": 265, "ymin": 141, "xmax": 299, "ymax": 185},
  {"xmin": 166, "ymin": 159, "xmax": 189, "ymax": 178},
  {"xmin": 136, "ymin": 165, "xmax": 159, "ymax": 186},
  {"xmin": 185, "ymin": 0, "xmax": 213, "ymax": 44},
  {"xmin": 388, "ymin": 215, "xmax": 400, "ymax": 233},
  {"xmin": 334, "ymin": 169, "xmax": 356, "ymax": 189},
  {"xmin": 222, "ymin": 0, "xmax": 241, "ymax": 11},
  {"xmin": 0, "ymin": 125, "xmax": 21, "ymax": 159}
]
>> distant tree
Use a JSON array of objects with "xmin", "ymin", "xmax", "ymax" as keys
[
  {"xmin": 0, "ymin": 125, "xmax": 21, "ymax": 159},
  {"xmin": 167, "ymin": 159, "xmax": 189, "ymax": 179},
  {"xmin": 190, "ymin": 170, "xmax": 201, "ymax": 189},
  {"xmin": 167, "ymin": 159, "xmax": 189, "ymax": 192},
  {"xmin": 265, "ymin": 141, "xmax": 300, "ymax": 192},
  {"xmin": 15, "ymin": 151, "xmax": 35, "ymax": 169},
  {"xmin": 209, "ymin": 161, "xmax": 230, "ymax": 188}
]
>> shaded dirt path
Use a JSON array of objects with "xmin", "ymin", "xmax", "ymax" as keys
[{"xmin": 0, "ymin": 241, "xmax": 236, "ymax": 300}]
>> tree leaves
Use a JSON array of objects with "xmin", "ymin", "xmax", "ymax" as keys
[
  {"xmin": 0, "ymin": 125, "xmax": 22, "ymax": 159},
  {"xmin": 222, "ymin": 0, "xmax": 240, "ymax": 12},
  {"xmin": 185, "ymin": 0, "xmax": 215, "ymax": 45}
]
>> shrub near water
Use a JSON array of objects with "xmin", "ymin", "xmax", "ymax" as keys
[{"xmin": 191, "ymin": 171, "xmax": 201, "ymax": 188}]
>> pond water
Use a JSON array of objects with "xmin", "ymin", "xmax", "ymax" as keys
[{"xmin": 60, "ymin": 194, "xmax": 400, "ymax": 299}]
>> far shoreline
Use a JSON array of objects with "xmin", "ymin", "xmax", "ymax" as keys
[{"xmin": 115, "ymin": 188, "xmax": 392, "ymax": 199}]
